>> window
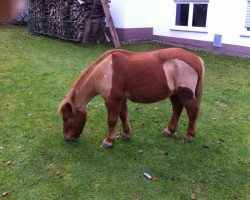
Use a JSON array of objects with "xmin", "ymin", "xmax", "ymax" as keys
[
  {"xmin": 174, "ymin": 0, "xmax": 209, "ymax": 28},
  {"xmin": 246, "ymin": 0, "xmax": 250, "ymax": 31},
  {"xmin": 192, "ymin": 4, "xmax": 208, "ymax": 27},
  {"xmin": 176, "ymin": 4, "xmax": 189, "ymax": 26}
]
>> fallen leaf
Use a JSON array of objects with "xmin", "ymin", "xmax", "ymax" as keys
[
  {"xmin": 219, "ymin": 169, "xmax": 227, "ymax": 177},
  {"xmin": 115, "ymin": 135, "xmax": 120, "ymax": 139},
  {"xmin": 173, "ymin": 134, "xmax": 182, "ymax": 140},
  {"xmin": 56, "ymin": 169, "xmax": 62, "ymax": 176},
  {"xmin": 2, "ymin": 192, "xmax": 9, "ymax": 197},
  {"xmin": 162, "ymin": 143, "xmax": 168, "ymax": 148},
  {"xmin": 47, "ymin": 164, "xmax": 53, "ymax": 169},
  {"xmin": 191, "ymin": 179, "xmax": 198, "ymax": 184},
  {"xmin": 20, "ymin": 159, "xmax": 26, "ymax": 164},
  {"xmin": 234, "ymin": 192, "xmax": 239, "ymax": 199},
  {"xmin": 0, "ymin": 145, "xmax": 3, "ymax": 150},
  {"xmin": 191, "ymin": 193, "xmax": 196, "ymax": 200},
  {"xmin": 218, "ymin": 138, "xmax": 225, "ymax": 143},
  {"xmin": 138, "ymin": 149, "xmax": 144, "ymax": 154},
  {"xmin": 234, "ymin": 158, "xmax": 243, "ymax": 164}
]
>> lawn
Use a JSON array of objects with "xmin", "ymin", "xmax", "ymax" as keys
[{"xmin": 0, "ymin": 25, "xmax": 249, "ymax": 200}]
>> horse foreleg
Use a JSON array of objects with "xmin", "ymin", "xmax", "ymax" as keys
[
  {"xmin": 119, "ymin": 99, "xmax": 132, "ymax": 140},
  {"xmin": 101, "ymin": 99, "xmax": 122, "ymax": 148},
  {"xmin": 162, "ymin": 94, "xmax": 183, "ymax": 137}
]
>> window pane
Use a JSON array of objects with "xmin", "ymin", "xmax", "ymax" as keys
[
  {"xmin": 175, "ymin": 4, "xmax": 189, "ymax": 26},
  {"xmin": 192, "ymin": 4, "xmax": 208, "ymax": 27}
]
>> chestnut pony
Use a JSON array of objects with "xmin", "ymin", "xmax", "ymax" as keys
[{"xmin": 58, "ymin": 48, "xmax": 204, "ymax": 148}]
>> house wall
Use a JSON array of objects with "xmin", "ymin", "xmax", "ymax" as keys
[
  {"xmin": 109, "ymin": 0, "xmax": 154, "ymax": 41},
  {"xmin": 110, "ymin": 0, "xmax": 250, "ymax": 55},
  {"xmin": 110, "ymin": 0, "xmax": 154, "ymax": 28}
]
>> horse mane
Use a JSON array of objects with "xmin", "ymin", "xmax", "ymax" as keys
[{"xmin": 58, "ymin": 49, "xmax": 130, "ymax": 116}]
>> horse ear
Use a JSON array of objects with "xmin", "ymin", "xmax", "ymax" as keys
[{"xmin": 62, "ymin": 103, "xmax": 73, "ymax": 118}]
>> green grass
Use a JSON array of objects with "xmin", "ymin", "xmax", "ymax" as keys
[{"xmin": 0, "ymin": 25, "xmax": 249, "ymax": 200}]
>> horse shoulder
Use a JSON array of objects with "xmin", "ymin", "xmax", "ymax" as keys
[{"xmin": 94, "ymin": 54, "xmax": 114, "ymax": 99}]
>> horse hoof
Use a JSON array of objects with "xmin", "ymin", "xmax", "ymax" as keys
[
  {"xmin": 161, "ymin": 131, "xmax": 173, "ymax": 137},
  {"xmin": 183, "ymin": 136, "xmax": 193, "ymax": 143},
  {"xmin": 121, "ymin": 133, "xmax": 132, "ymax": 141},
  {"xmin": 100, "ymin": 140, "xmax": 113, "ymax": 148}
]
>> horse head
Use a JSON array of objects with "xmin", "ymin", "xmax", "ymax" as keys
[{"xmin": 60, "ymin": 102, "xmax": 87, "ymax": 141}]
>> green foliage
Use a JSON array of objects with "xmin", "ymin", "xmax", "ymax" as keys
[{"xmin": 0, "ymin": 25, "xmax": 249, "ymax": 200}]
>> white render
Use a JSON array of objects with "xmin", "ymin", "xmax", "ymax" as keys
[{"xmin": 109, "ymin": 0, "xmax": 250, "ymax": 48}]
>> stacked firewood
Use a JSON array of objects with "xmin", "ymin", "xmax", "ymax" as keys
[{"xmin": 28, "ymin": 0, "xmax": 107, "ymax": 43}]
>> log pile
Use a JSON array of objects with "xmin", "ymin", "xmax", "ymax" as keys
[{"xmin": 28, "ymin": 0, "xmax": 107, "ymax": 43}]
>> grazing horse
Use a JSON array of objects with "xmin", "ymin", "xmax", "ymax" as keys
[{"xmin": 58, "ymin": 48, "xmax": 205, "ymax": 148}]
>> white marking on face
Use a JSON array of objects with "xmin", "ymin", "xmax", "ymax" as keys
[{"xmin": 163, "ymin": 59, "xmax": 198, "ymax": 94}]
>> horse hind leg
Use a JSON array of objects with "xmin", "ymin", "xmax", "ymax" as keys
[
  {"xmin": 119, "ymin": 100, "xmax": 132, "ymax": 140},
  {"xmin": 162, "ymin": 94, "xmax": 183, "ymax": 137},
  {"xmin": 178, "ymin": 88, "xmax": 198, "ymax": 143}
]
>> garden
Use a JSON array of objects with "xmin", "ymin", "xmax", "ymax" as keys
[{"xmin": 0, "ymin": 25, "xmax": 249, "ymax": 199}]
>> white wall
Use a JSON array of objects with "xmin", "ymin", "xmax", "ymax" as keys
[
  {"xmin": 110, "ymin": 0, "xmax": 250, "ymax": 47},
  {"xmin": 153, "ymin": 0, "xmax": 250, "ymax": 47},
  {"xmin": 110, "ymin": 0, "xmax": 154, "ymax": 28},
  {"xmin": 109, "ymin": 0, "xmax": 125, "ymax": 28}
]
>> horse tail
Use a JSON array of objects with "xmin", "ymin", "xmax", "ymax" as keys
[{"xmin": 195, "ymin": 57, "xmax": 205, "ymax": 117}]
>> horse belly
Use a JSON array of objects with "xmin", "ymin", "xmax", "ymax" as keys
[{"xmin": 125, "ymin": 77, "xmax": 170, "ymax": 103}]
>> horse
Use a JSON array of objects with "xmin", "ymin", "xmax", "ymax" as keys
[{"xmin": 58, "ymin": 48, "xmax": 205, "ymax": 148}]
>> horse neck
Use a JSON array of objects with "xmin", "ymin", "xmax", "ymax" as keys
[
  {"xmin": 71, "ymin": 73, "xmax": 97, "ymax": 110},
  {"xmin": 67, "ymin": 50, "xmax": 115, "ymax": 111}
]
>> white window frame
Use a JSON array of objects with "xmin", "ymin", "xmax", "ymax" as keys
[
  {"xmin": 171, "ymin": 1, "xmax": 209, "ymax": 33},
  {"xmin": 240, "ymin": 0, "xmax": 250, "ymax": 37},
  {"xmin": 245, "ymin": 0, "xmax": 250, "ymax": 31}
]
